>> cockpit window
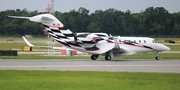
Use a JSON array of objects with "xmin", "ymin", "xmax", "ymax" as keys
[
  {"xmin": 152, "ymin": 40, "xmax": 158, "ymax": 43},
  {"xmin": 154, "ymin": 40, "xmax": 158, "ymax": 43}
]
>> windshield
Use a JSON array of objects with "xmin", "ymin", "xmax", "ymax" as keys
[{"xmin": 152, "ymin": 40, "xmax": 158, "ymax": 43}]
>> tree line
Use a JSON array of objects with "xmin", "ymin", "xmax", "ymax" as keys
[{"xmin": 0, "ymin": 7, "xmax": 180, "ymax": 37}]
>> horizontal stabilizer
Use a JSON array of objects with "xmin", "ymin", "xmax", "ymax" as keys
[
  {"xmin": 22, "ymin": 36, "xmax": 34, "ymax": 46},
  {"xmin": 9, "ymin": 16, "xmax": 30, "ymax": 19},
  {"xmin": 22, "ymin": 36, "xmax": 71, "ymax": 50}
]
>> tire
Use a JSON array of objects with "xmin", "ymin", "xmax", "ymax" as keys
[
  {"xmin": 105, "ymin": 55, "xmax": 112, "ymax": 60},
  {"xmin": 156, "ymin": 56, "xmax": 160, "ymax": 60},
  {"xmin": 91, "ymin": 55, "xmax": 99, "ymax": 60}
]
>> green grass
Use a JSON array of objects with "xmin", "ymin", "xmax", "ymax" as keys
[
  {"xmin": 0, "ymin": 70, "xmax": 180, "ymax": 90},
  {"xmin": 0, "ymin": 43, "xmax": 27, "ymax": 49},
  {"xmin": 0, "ymin": 54, "xmax": 91, "ymax": 59},
  {"xmin": 167, "ymin": 45, "xmax": 180, "ymax": 51},
  {"xmin": 155, "ymin": 38, "xmax": 180, "ymax": 43}
]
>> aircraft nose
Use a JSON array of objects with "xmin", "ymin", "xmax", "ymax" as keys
[
  {"xmin": 164, "ymin": 45, "xmax": 171, "ymax": 51},
  {"xmin": 162, "ymin": 45, "xmax": 170, "ymax": 51},
  {"xmin": 154, "ymin": 44, "xmax": 170, "ymax": 52}
]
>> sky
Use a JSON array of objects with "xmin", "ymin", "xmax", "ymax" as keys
[{"xmin": 0, "ymin": 0, "xmax": 180, "ymax": 13}]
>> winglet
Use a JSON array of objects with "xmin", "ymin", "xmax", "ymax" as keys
[{"xmin": 22, "ymin": 36, "xmax": 34, "ymax": 46}]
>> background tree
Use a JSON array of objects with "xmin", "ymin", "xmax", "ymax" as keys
[{"xmin": 0, "ymin": 7, "xmax": 180, "ymax": 37}]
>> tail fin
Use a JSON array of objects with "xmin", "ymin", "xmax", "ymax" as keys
[
  {"xmin": 10, "ymin": 14, "xmax": 75, "ymax": 40},
  {"xmin": 22, "ymin": 36, "xmax": 34, "ymax": 47}
]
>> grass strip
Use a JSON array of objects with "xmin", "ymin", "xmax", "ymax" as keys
[{"xmin": 0, "ymin": 70, "xmax": 180, "ymax": 90}]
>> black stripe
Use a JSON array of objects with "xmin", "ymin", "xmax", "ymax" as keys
[
  {"xmin": 56, "ymin": 41, "xmax": 71, "ymax": 47},
  {"xmin": 51, "ymin": 35, "xmax": 59, "ymax": 39},
  {"xmin": 48, "ymin": 30, "xmax": 53, "ymax": 34},
  {"xmin": 58, "ymin": 26, "xmax": 68, "ymax": 30},
  {"xmin": 123, "ymin": 41, "xmax": 135, "ymax": 45},
  {"xmin": 56, "ymin": 35, "xmax": 68, "ymax": 39},
  {"xmin": 63, "ymin": 33, "xmax": 75, "ymax": 37},
  {"xmin": 106, "ymin": 40, "xmax": 114, "ymax": 43},
  {"xmin": 43, "ymin": 24, "xmax": 49, "ymax": 28},
  {"xmin": 82, "ymin": 41, "xmax": 96, "ymax": 44},
  {"xmin": 143, "ymin": 45, "xmax": 153, "ymax": 49},
  {"xmin": 95, "ymin": 38, "xmax": 104, "ymax": 42},
  {"xmin": 85, "ymin": 46, "xmax": 99, "ymax": 51},
  {"xmin": 67, "ymin": 42, "xmax": 81, "ymax": 47},
  {"xmin": 51, "ymin": 29, "xmax": 61, "ymax": 33}
]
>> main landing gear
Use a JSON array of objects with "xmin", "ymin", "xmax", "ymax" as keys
[
  {"xmin": 105, "ymin": 55, "xmax": 112, "ymax": 60},
  {"xmin": 91, "ymin": 55, "xmax": 99, "ymax": 60},
  {"xmin": 91, "ymin": 54, "xmax": 113, "ymax": 60}
]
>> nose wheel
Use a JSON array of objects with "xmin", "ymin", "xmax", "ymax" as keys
[
  {"xmin": 156, "ymin": 56, "xmax": 160, "ymax": 60},
  {"xmin": 155, "ymin": 52, "xmax": 160, "ymax": 60}
]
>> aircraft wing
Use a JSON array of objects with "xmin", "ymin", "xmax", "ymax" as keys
[
  {"xmin": 117, "ymin": 45, "xmax": 137, "ymax": 56},
  {"xmin": 86, "ymin": 40, "xmax": 115, "ymax": 54}
]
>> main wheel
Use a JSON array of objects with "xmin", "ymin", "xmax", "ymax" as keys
[
  {"xmin": 91, "ymin": 55, "xmax": 99, "ymax": 60},
  {"xmin": 156, "ymin": 56, "xmax": 160, "ymax": 60},
  {"xmin": 105, "ymin": 55, "xmax": 112, "ymax": 60}
]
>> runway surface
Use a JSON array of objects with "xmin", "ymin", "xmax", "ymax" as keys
[{"xmin": 0, "ymin": 59, "xmax": 180, "ymax": 73}]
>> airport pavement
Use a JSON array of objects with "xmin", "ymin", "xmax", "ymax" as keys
[
  {"xmin": 17, "ymin": 51, "xmax": 180, "ymax": 55},
  {"xmin": 0, "ymin": 59, "xmax": 180, "ymax": 73}
]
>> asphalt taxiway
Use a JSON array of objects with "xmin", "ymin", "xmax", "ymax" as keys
[{"xmin": 0, "ymin": 59, "xmax": 180, "ymax": 73}]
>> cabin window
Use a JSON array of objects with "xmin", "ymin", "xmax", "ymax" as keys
[
  {"xmin": 139, "ymin": 40, "xmax": 141, "ymax": 43},
  {"xmin": 144, "ymin": 40, "xmax": 146, "ymax": 43}
]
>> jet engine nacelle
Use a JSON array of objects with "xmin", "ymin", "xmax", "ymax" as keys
[{"xmin": 86, "ymin": 34, "xmax": 103, "ymax": 43}]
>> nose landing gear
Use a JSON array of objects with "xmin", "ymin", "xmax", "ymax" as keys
[
  {"xmin": 155, "ymin": 52, "xmax": 160, "ymax": 60},
  {"xmin": 156, "ymin": 56, "xmax": 160, "ymax": 60}
]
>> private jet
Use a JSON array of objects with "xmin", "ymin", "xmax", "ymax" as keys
[{"xmin": 9, "ymin": 14, "xmax": 170, "ymax": 60}]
